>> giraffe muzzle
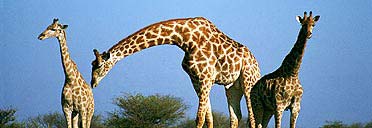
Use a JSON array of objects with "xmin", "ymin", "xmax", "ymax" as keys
[
  {"xmin": 91, "ymin": 80, "xmax": 97, "ymax": 88},
  {"xmin": 307, "ymin": 34, "xmax": 312, "ymax": 39},
  {"xmin": 91, "ymin": 77, "xmax": 100, "ymax": 88},
  {"xmin": 38, "ymin": 34, "xmax": 46, "ymax": 40},
  {"xmin": 307, "ymin": 32, "xmax": 312, "ymax": 39}
]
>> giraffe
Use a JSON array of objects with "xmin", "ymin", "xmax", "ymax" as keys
[
  {"xmin": 38, "ymin": 19, "xmax": 95, "ymax": 128},
  {"xmin": 90, "ymin": 17, "xmax": 261, "ymax": 127},
  {"xmin": 250, "ymin": 11, "xmax": 320, "ymax": 128}
]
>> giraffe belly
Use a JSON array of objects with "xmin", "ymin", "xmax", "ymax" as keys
[
  {"xmin": 215, "ymin": 71, "xmax": 240, "ymax": 86},
  {"xmin": 214, "ymin": 56, "xmax": 243, "ymax": 86}
]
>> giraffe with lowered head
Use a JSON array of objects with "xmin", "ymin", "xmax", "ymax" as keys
[
  {"xmin": 38, "ymin": 19, "xmax": 95, "ymax": 128},
  {"xmin": 250, "ymin": 11, "xmax": 320, "ymax": 128},
  {"xmin": 90, "ymin": 17, "xmax": 261, "ymax": 127}
]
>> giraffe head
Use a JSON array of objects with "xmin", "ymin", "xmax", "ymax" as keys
[
  {"xmin": 38, "ymin": 19, "xmax": 68, "ymax": 40},
  {"xmin": 296, "ymin": 11, "xmax": 320, "ymax": 39},
  {"xmin": 91, "ymin": 49, "xmax": 111, "ymax": 88}
]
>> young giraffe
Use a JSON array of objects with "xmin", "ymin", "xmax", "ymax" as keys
[
  {"xmin": 250, "ymin": 11, "xmax": 320, "ymax": 128},
  {"xmin": 38, "ymin": 19, "xmax": 95, "ymax": 128},
  {"xmin": 90, "ymin": 17, "xmax": 261, "ymax": 127}
]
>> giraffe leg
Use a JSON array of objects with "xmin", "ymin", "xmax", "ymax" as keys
[
  {"xmin": 205, "ymin": 98, "xmax": 213, "ymax": 128},
  {"xmin": 80, "ymin": 110, "xmax": 87, "ymax": 128},
  {"xmin": 274, "ymin": 108, "xmax": 285, "ymax": 128},
  {"xmin": 241, "ymin": 75, "xmax": 256, "ymax": 127},
  {"xmin": 86, "ymin": 108, "xmax": 94, "ymax": 128},
  {"xmin": 195, "ymin": 96, "xmax": 211, "ymax": 128},
  {"xmin": 252, "ymin": 94, "xmax": 264, "ymax": 128},
  {"xmin": 290, "ymin": 108, "xmax": 299, "ymax": 128},
  {"xmin": 193, "ymin": 79, "xmax": 213, "ymax": 128},
  {"xmin": 244, "ymin": 91, "xmax": 255, "ymax": 128},
  {"xmin": 72, "ymin": 112, "xmax": 79, "ymax": 128},
  {"xmin": 290, "ymin": 97, "xmax": 301, "ymax": 128},
  {"xmin": 63, "ymin": 108, "xmax": 73, "ymax": 128},
  {"xmin": 225, "ymin": 83, "xmax": 243, "ymax": 128}
]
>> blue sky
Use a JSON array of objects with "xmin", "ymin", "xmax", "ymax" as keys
[{"xmin": 1, "ymin": 0, "xmax": 372, "ymax": 127}]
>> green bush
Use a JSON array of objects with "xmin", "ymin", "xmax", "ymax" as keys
[
  {"xmin": 0, "ymin": 107, "xmax": 25, "ymax": 128},
  {"xmin": 105, "ymin": 93, "xmax": 188, "ymax": 128},
  {"xmin": 321, "ymin": 120, "xmax": 372, "ymax": 128}
]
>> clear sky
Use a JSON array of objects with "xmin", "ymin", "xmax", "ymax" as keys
[{"xmin": 1, "ymin": 0, "xmax": 372, "ymax": 127}]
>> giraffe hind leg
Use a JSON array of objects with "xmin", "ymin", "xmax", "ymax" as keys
[
  {"xmin": 72, "ymin": 111, "xmax": 79, "ymax": 128},
  {"xmin": 241, "ymin": 75, "xmax": 257, "ymax": 127},
  {"xmin": 240, "ymin": 61, "xmax": 261, "ymax": 128}
]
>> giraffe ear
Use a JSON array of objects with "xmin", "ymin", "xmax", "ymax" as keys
[
  {"xmin": 296, "ymin": 16, "xmax": 303, "ymax": 24},
  {"xmin": 313, "ymin": 15, "xmax": 320, "ymax": 22},
  {"xmin": 102, "ymin": 52, "xmax": 110, "ymax": 61},
  {"xmin": 62, "ymin": 25, "xmax": 68, "ymax": 29}
]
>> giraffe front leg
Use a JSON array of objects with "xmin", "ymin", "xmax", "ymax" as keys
[
  {"xmin": 80, "ymin": 110, "xmax": 87, "ymax": 128},
  {"xmin": 251, "ymin": 94, "xmax": 264, "ymax": 128},
  {"xmin": 205, "ymin": 98, "xmax": 213, "ymax": 128},
  {"xmin": 290, "ymin": 107, "xmax": 300, "ymax": 128},
  {"xmin": 63, "ymin": 108, "xmax": 73, "ymax": 128},
  {"xmin": 193, "ymin": 80, "xmax": 213, "ymax": 128},
  {"xmin": 290, "ymin": 98, "xmax": 302, "ymax": 128},
  {"xmin": 274, "ymin": 108, "xmax": 285, "ymax": 128},
  {"xmin": 195, "ymin": 97, "xmax": 210, "ymax": 128},
  {"xmin": 225, "ymin": 84, "xmax": 243, "ymax": 128}
]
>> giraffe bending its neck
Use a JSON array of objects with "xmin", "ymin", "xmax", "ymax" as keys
[
  {"xmin": 38, "ymin": 19, "xmax": 95, "ymax": 128},
  {"xmin": 91, "ymin": 17, "xmax": 261, "ymax": 127},
  {"xmin": 251, "ymin": 11, "xmax": 320, "ymax": 128}
]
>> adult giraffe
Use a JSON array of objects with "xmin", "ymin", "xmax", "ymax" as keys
[
  {"xmin": 90, "ymin": 17, "xmax": 260, "ymax": 127},
  {"xmin": 38, "ymin": 19, "xmax": 94, "ymax": 128},
  {"xmin": 250, "ymin": 11, "xmax": 320, "ymax": 128}
]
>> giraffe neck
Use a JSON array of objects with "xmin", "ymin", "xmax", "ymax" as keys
[
  {"xmin": 277, "ymin": 26, "xmax": 308, "ymax": 77},
  {"xmin": 57, "ymin": 31, "xmax": 76, "ymax": 77},
  {"xmin": 106, "ymin": 21, "xmax": 189, "ymax": 65}
]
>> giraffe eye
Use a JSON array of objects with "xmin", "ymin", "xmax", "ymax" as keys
[
  {"xmin": 96, "ymin": 65, "xmax": 102, "ymax": 69},
  {"xmin": 50, "ymin": 29, "xmax": 57, "ymax": 31},
  {"xmin": 92, "ymin": 61, "xmax": 102, "ymax": 69}
]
